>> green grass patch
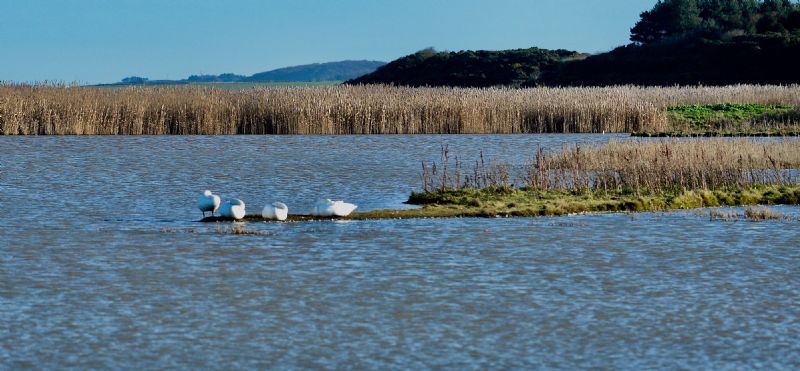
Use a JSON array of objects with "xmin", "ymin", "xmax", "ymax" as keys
[
  {"xmin": 634, "ymin": 103, "xmax": 800, "ymax": 136},
  {"xmin": 668, "ymin": 103, "xmax": 794, "ymax": 128}
]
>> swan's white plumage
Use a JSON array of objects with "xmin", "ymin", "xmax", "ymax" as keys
[
  {"xmin": 311, "ymin": 198, "xmax": 357, "ymax": 217},
  {"xmin": 219, "ymin": 198, "xmax": 246, "ymax": 220},
  {"xmin": 262, "ymin": 202, "xmax": 288, "ymax": 221},
  {"xmin": 197, "ymin": 190, "xmax": 221, "ymax": 217}
]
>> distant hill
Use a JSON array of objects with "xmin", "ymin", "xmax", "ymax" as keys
[
  {"xmin": 110, "ymin": 60, "xmax": 385, "ymax": 86},
  {"xmin": 346, "ymin": 48, "xmax": 585, "ymax": 87},
  {"xmin": 246, "ymin": 60, "xmax": 386, "ymax": 82}
]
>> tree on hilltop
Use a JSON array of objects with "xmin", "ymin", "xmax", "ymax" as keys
[{"xmin": 631, "ymin": 0, "xmax": 800, "ymax": 44}]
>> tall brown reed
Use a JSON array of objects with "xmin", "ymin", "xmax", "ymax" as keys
[
  {"xmin": 531, "ymin": 139, "xmax": 800, "ymax": 192},
  {"xmin": 422, "ymin": 139, "xmax": 800, "ymax": 193},
  {"xmin": 3, "ymin": 83, "xmax": 798, "ymax": 135}
]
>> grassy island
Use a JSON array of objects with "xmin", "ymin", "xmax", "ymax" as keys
[
  {"xmin": 201, "ymin": 185, "xmax": 800, "ymax": 222},
  {"xmin": 402, "ymin": 186, "xmax": 800, "ymax": 218},
  {"xmin": 200, "ymin": 139, "xmax": 800, "ymax": 223}
]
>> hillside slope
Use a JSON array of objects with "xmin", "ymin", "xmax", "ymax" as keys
[
  {"xmin": 246, "ymin": 60, "xmax": 385, "ymax": 82},
  {"xmin": 346, "ymin": 48, "xmax": 585, "ymax": 87},
  {"xmin": 113, "ymin": 60, "xmax": 385, "ymax": 86}
]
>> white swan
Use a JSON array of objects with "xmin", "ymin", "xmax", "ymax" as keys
[
  {"xmin": 311, "ymin": 198, "xmax": 357, "ymax": 217},
  {"xmin": 197, "ymin": 190, "xmax": 221, "ymax": 217},
  {"xmin": 218, "ymin": 199, "xmax": 246, "ymax": 220},
  {"xmin": 262, "ymin": 202, "xmax": 288, "ymax": 221}
]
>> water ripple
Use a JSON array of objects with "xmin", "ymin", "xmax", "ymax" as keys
[{"xmin": 1, "ymin": 135, "xmax": 799, "ymax": 369}]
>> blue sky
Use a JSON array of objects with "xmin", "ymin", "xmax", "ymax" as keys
[{"xmin": 0, "ymin": 0, "xmax": 655, "ymax": 84}]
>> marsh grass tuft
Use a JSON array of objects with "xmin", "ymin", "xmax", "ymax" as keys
[
  {"xmin": 743, "ymin": 206, "xmax": 787, "ymax": 221},
  {"xmin": 700, "ymin": 206, "xmax": 788, "ymax": 222},
  {"xmin": 160, "ymin": 227, "xmax": 198, "ymax": 233},
  {"xmin": 707, "ymin": 209, "xmax": 740, "ymax": 221}
]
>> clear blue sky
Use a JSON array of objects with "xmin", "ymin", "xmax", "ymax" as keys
[{"xmin": 0, "ymin": 0, "xmax": 655, "ymax": 84}]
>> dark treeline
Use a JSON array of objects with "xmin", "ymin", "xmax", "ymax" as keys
[
  {"xmin": 346, "ymin": 48, "xmax": 584, "ymax": 87},
  {"xmin": 541, "ymin": 34, "xmax": 800, "ymax": 86},
  {"xmin": 630, "ymin": 0, "xmax": 800, "ymax": 44},
  {"xmin": 544, "ymin": 0, "xmax": 800, "ymax": 86},
  {"xmin": 349, "ymin": 0, "xmax": 800, "ymax": 87}
]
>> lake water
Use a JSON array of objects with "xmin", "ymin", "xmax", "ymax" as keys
[{"xmin": 1, "ymin": 135, "xmax": 799, "ymax": 369}]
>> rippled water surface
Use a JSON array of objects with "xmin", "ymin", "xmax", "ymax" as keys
[{"xmin": 1, "ymin": 135, "xmax": 799, "ymax": 369}]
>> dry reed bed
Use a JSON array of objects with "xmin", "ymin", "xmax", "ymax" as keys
[
  {"xmin": 2, "ymin": 84, "xmax": 799, "ymax": 135},
  {"xmin": 423, "ymin": 139, "xmax": 800, "ymax": 193}
]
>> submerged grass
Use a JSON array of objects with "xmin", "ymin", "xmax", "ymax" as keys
[
  {"xmin": 213, "ymin": 225, "xmax": 272, "ymax": 235},
  {"xmin": 702, "ymin": 206, "xmax": 789, "ymax": 221},
  {"xmin": 707, "ymin": 209, "xmax": 741, "ymax": 221},
  {"xmin": 743, "ymin": 206, "xmax": 788, "ymax": 221}
]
